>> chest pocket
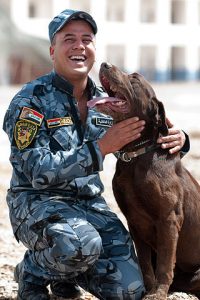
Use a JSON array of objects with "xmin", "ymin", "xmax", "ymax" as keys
[{"xmin": 49, "ymin": 126, "xmax": 73, "ymax": 152}]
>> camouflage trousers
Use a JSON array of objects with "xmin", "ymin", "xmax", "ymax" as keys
[{"xmin": 16, "ymin": 195, "xmax": 145, "ymax": 299}]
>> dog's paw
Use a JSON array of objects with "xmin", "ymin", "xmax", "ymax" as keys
[
  {"xmin": 142, "ymin": 289, "xmax": 167, "ymax": 300},
  {"xmin": 143, "ymin": 296, "xmax": 166, "ymax": 300},
  {"xmin": 142, "ymin": 294, "xmax": 167, "ymax": 300}
]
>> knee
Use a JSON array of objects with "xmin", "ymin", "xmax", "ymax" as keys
[{"xmin": 46, "ymin": 222, "xmax": 102, "ymax": 267}]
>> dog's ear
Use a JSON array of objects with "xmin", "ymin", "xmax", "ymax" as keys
[{"xmin": 150, "ymin": 97, "xmax": 168, "ymax": 136}]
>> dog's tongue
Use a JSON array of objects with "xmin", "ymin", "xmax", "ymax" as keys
[{"xmin": 87, "ymin": 97, "xmax": 119, "ymax": 108}]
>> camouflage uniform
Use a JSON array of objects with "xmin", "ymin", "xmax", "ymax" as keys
[{"xmin": 3, "ymin": 71, "xmax": 145, "ymax": 299}]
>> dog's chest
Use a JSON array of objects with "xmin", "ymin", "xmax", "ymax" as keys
[{"xmin": 113, "ymin": 157, "xmax": 173, "ymax": 216}]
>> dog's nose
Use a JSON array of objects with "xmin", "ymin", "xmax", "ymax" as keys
[{"xmin": 102, "ymin": 62, "xmax": 112, "ymax": 69}]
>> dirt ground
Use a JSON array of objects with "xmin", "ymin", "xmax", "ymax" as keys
[{"xmin": 0, "ymin": 84, "xmax": 200, "ymax": 299}]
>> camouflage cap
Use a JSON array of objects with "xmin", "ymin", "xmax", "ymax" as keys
[{"xmin": 48, "ymin": 9, "xmax": 98, "ymax": 43}]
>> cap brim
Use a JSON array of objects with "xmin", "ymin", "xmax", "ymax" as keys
[{"xmin": 53, "ymin": 11, "xmax": 97, "ymax": 40}]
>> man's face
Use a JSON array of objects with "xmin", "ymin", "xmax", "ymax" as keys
[{"xmin": 50, "ymin": 20, "xmax": 96, "ymax": 82}]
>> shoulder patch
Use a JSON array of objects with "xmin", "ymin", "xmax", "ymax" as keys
[
  {"xmin": 47, "ymin": 117, "xmax": 73, "ymax": 128},
  {"xmin": 19, "ymin": 107, "xmax": 44, "ymax": 126},
  {"xmin": 14, "ymin": 120, "xmax": 38, "ymax": 150},
  {"xmin": 93, "ymin": 117, "xmax": 113, "ymax": 127}
]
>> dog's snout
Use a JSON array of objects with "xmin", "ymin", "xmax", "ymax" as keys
[{"xmin": 102, "ymin": 62, "xmax": 112, "ymax": 69}]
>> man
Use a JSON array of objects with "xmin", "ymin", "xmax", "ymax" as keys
[{"xmin": 3, "ymin": 9, "xmax": 188, "ymax": 300}]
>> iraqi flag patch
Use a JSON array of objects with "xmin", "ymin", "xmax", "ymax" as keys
[
  {"xmin": 47, "ymin": 117, "xmax": 73, "ymax": 128},
  {"xmin": 19, "ymin": 107, "xmax": 44, "ymax": 126}
]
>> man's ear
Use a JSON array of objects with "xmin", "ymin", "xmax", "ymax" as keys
[{"xmin": 49, "ymin": 45, "xmax": 54, "ymax": 61}]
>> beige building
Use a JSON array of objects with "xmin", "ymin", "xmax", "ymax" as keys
[{"xmin": 3, "ymin": 0, "xmax": 200, "ymax": 83}]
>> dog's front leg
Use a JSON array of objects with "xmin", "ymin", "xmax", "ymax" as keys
[
  {"xmin": 148, "ymin": 210, "xmax": 183, "ymax": 300},
  {"xmin": 129, "ymin": 227, "xmax": 156, "ymax": 292}
]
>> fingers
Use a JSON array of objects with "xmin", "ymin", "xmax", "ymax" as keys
[
  {"xmin": 157, "ymin": 127, "xmax": 186, "ymax": 154},
  {"xmin": 113, "ymin": 117, "xmax": 145, "ymax": 144},
  {"xmin": 169, "ymin": 145, "xmax": 182, "ymax": 154},
  {"xmin": 97, "ymin": 117, "xmax": 145, "ymax": 156},
  {"xmin": 115, "ymin": 117, "xmax": 144, "ymax": 129},
  {"xmin": 157, "ymin": 131, "xmax": 180, "ymax": 144},
  {"xmin": 162, "ymin": 139, "xmax": 182, "ymax": 152}
]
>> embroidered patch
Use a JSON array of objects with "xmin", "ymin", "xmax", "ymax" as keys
[
  {"xmin": 93, "ymin": 117, "xmax": 113, "ymax": 127},
  {"xmin": 47, "ymin": 117, "xmax": 73, "ymax": 128},
  {"xmin": 14, "ymin": 120, "xmax": 38, "ymax": 150},
  {"xmin": 19, "ymin": 107, "xmax": 44, "ymax": 126}
]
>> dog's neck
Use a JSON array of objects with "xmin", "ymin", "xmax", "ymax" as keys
[
  {"xmin": 122, "ymin": 122, "xmax": 159, "ymax": 152},
  {"xmin": 115, "ymin": 123, "xmax": 162, "ymax": 162}
]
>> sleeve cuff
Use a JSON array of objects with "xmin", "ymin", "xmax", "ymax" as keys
[{"xmin": 180, "ymin": 131, "xmax": 190, "ymax": 158}]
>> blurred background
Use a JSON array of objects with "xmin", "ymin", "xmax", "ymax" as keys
[{"xmin": 1, "ymin": 0, "xmax": 200, "ymax": 84}]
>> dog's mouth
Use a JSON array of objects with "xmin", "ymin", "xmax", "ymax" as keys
[{"xmin": 87, "ymin": 75, "xmax": 129, "ymax": 113}]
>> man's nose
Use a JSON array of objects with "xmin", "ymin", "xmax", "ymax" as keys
[{"xmin": 72, "ymin": 40, "xmax": 85, "ymax": 50}]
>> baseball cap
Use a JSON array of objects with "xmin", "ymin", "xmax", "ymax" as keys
[{"xmin": 48, "ymin": 9, "xmax": 98, "ymax": 43}]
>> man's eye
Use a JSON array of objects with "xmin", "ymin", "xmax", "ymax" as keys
[
  {"xmin": 83, "ymin": 39, "xmax": 92, "ymax": 44},
  {"xmin": 65, "ymin": 38, "xmax": 74, "ymax": 43}
]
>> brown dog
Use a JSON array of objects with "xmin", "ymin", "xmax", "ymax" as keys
[{"xmin": 88, "ymin": 62, "xmax": 200, "ymax": 300}]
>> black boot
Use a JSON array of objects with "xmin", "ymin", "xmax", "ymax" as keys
[
  {"xmin": 50, "ymin": 280, "xmax": 82, "ymax": 299},
  {"xmin": 14, "ymin": 262, "xmax": 50, "ymax": 300}
]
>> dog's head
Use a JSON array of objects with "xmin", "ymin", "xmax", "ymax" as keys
[{"xmin": 88, "ymin": 62, "xmax": 168, "ymax": 136}]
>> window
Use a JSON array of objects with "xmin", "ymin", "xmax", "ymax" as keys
[
  {"xmin": 106, "ymin": 0, "xmax": 125, "ymax": 21},
  {"xmin": 139, "ymin": 46, "xmax": 156, "ymax": 81},
  {"xmin": 106, "ymin": 45, "xmax": 125, "ymax": 70},
  {"xmin": 28, "ymin": 0, "xmax": 52, "ymax": 18},
  {"xmin": 69, "ymin": 0, "xmax": 90, "ymax": 12},
  {"xmin": 171, "ymin": 46, "xmax": 186, "ymax": 80},
  {"xmin": 140, "ymin": 0, "xmax": 156, "ymax": 23},
  {"xmin": 28, "ymin": 2, "xmax": 36, "ymax": 18},
  {"xmin": 171, "ymin": 0, "xmax": 186, "ymax": 24}
]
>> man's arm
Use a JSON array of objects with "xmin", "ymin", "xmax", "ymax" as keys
[{"xmin": 98, "ymin": 116, "xmax": 189, "ymax": 157}]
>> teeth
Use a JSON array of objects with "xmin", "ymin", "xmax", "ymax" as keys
[
  {"xmin": 70, "ymin": 55, "xmax": 85, "ymax": 61},
  {"xmin": 111, "ymin": 100, "xmax": 125, "ymax": 106}
]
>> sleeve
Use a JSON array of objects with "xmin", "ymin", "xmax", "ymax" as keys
[
  {"xmin": 3, "ymin": 96, "xmax": 104, "ymax": 190},
  {"xmin": 180, "ymin": 131, "xmax": 190, "ymax": 158}
]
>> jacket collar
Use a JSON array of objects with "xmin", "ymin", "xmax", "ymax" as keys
[{"xmin": 52, "ymin": 71, "xmax": 96, "ymax": 99}]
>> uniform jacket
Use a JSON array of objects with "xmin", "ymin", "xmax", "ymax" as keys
[{"xmin": 3, "ymin": 71, "xmax": 113, "ymax": 234}]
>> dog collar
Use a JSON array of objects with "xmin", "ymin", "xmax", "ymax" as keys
[{"xmin": 114, "ymin": 141, "xmax": 160, "ymax": 162}]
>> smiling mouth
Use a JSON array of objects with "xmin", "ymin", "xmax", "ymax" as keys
[{"xmin": 69, "ymin": 55, "xmax": 86, "ymax": 62}]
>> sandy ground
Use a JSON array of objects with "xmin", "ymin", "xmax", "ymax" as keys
[{"xmin": 0, "ymin": 83, "xmax": 200, "ymax": 299}]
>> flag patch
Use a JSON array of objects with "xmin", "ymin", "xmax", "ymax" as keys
[
  {"xmin": 19, "ymin": 107, "xmax": 44, "ymax": 126},
  {"xmin": 47, "ymin": 117, "xmax": 73, "ymax": 128}
]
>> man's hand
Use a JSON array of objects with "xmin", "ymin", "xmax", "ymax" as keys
[
  {"xmin": 97, "ymin": 117, "xmax": 145, "ymax": 157},
  {"xmin": 157, "ymin": 117, "xmax": 186, "ymax": 154}
]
